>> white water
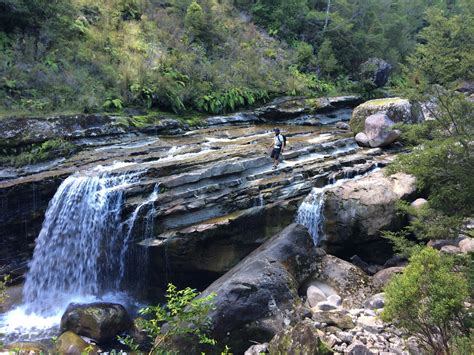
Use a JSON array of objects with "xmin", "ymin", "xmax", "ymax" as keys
[
  {"xmin": 0, "ymin": 165, "xmax": 159, "ymax": 342},
  {"xmin": 296, "ymin": 188, "xmax": 325, "ymax": 245},
  {"xmin": 296, "ymin": 167, "xmax": 381, "ymax": 245}
]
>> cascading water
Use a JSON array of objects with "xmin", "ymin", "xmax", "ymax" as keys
[
  {"xmin": 296, "ymin": 188, "xmax": 325, "ymax": 245},
  {"xmin": 119, "ymin": 184, "xmax": 160, "ymax": 292},
  {"xmin": 0, "ymin": 165, "xmax": 159, "ymax": 341},
  {"xmin": 296, "ymin": 167, "xmax": 382, "ymax": 246}
]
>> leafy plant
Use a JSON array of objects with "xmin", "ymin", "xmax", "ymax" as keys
[
  {"xmin": 195, "ymin": 87, "xmax": 269, "ymax": 114},
  {"xmin": 382, "ymin": 247, "xmax": 470, "ymax": 354},
  {"xmin": 103, "ymin": 97, "xmax": 124, "ymax": 111},
  {"xmin": 137, "ymin": 283, "xmax": 216, "ymax": 354}
]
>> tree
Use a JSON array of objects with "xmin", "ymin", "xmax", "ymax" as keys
[
  {"xmin": 404, "ymin": 8, "xmax": 474, "ymax": 92},
  {"xmin": 316, "ymin": 38, "xmax": 339, "ymax": 77},
  {"xmin": 185, "ymin": 1, "xmax": 206, "ymax": 39},
  {"xmin": 382, "ymin": 247, "xmax": 470, "ymax": 354}
]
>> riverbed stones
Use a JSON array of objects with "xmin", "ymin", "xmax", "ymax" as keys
[
  {"xmin": 60, "ymin": 302, "xmax": 132, "ymax": 343},
  {"xmin": 373, "ymin": 267, "xmax": 404, "ymax": 288},
  {"xmin": 459, "ymin": 238, "xmax": 474, "ymax": 254},
  {"xmin": 307, "ymin": 285, "xmax": 327, "ymax": 307},
  {"xmin": 56, "ymin": 331, "xmax": 100, "ymax": 354},
  {"xmin": 322, "ymin": 170, "xmax": 416, "ymax": 258},
  {"xmin": 357, "ymin": 316, "xmax": 385, "ymax": 333},
  {"xmin": 312, "ymin": 310, "xmax": 355, "ymax": 329},
  {"xmin": 350, "ymin": 97, "xmax": 424, "ymax": 133},
  {"xmin": 267, "ymin": 320, "xmax": 332, "ymax": 354},
  {"xmin": 365, "ymin": 293, "xmax": 385, "ymax": 310},
  {"xmin": 5, "ymin": 342, "xmax": 50, "ymax": 354}
]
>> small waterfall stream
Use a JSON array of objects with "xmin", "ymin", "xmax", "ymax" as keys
[
  {"xmin": 296, "ymin": 167, "xmax": 381, "ymax": 246},
  {"xmin": 1, "ymin": 165, "xmax": 159, "ymax": 341},
  {"xmin": 296, "ymin": 188, "xmax": 325, "ymax": 245}
]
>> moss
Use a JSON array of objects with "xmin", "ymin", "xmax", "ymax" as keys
[
  {"xmin": 0, "ymin": 138, "xmax": 78, "ymax": 167},
  {"xmin": 359, "ymin": 97, "xmax": 405, "ymax": 107}
]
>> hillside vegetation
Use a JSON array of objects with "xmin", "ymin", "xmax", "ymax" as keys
[{"xmin": 0, "ymin": 0, "xmax": 472, "ymax": 116}]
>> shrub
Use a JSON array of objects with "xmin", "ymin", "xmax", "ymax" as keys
[
  {"xmin": 119, "ymin": 283, "xmax": 216, "ymax": 353},
  {"xmin": 382, "ymin": 247, "xmax": 470, "ymax": 354}
]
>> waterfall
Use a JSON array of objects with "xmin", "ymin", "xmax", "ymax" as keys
[
  {"xmin": 22, "ymin": 169, "xmax": 141, "ymax": 316},
  {"xmin": 119, "ymin": 184, "xmax": 159, "ymax": 292},
  {"xmin": 296, "ymin": 188, "xmax": 325, "ymax": 245},
  {"xmin": 1, "ymin": 166, "xmax": 161, "ymax": 341}
]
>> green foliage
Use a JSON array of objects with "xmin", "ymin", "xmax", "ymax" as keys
[
  {"xmin": 184, "ymin": 1, "xmax": 206, "ymax": 39},
  {"xmin": 103, "ymin": 97, "xmax": 124, "ymax": 111},
  {"xmin": 0, "ymin": 274, "xmax": 9, "ymax": 305},
  {"xmin": 403, "ymin": 8, "xmax": 474, "ymax": 93},
  {"xmin": 382, "ymin": 247, "xmax": 470, "ymax": 354},
  {"xmin": 0, "ymin": 138, "xmax": 78, "ymax": 167},
  {"xmin": 0, "ymin": 0, "xmax": 311, "ymax": 116},
  {"xmin": 195, "ymin": 87, "xmax": 269, "ymax": 114},
  {"xmin": 316, "ymin": 39, "xmax": 339, "ymax": 77},
  {"xmin": 138, "ymin": 283, "xmax": 216, "ymax": 353}
]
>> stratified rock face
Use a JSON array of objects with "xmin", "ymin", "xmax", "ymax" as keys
[
  {"xmin": 60, "ymin": 303, "xmax": 132, "ymax": 343},
  {"xmin": 350, "ymin": 97, "xmax": 424, "ymax": 133},
  {"xmin": 256, "ymin": 96, "xmax": 363, "ymax": 120},
  {"xmin": 193, "ymin": 224, "xmax": 323, "ymax": 353},
  {"xmin": 359, "ymin": 58, "xmax": 393, "ymax": 88},
  {"xmin": 268, "ymin": 319, "xmax": 332, "ymax": 355},
  {"xmin": 363, "ymin": 113, "xmax": 401, "ymax": 148},
  {"xmin": 322, "ymin": 171, "xmax": 416, "ymax": 256}
]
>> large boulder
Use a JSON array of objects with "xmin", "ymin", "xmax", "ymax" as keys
[
  {"xmin": 60, "ymin": 302, "xmax": 132, "ymax": 343},
  {"xmin": 356, "ymin": 113, "xmax": 401, "ymax": 148},
  {"xmin": 176, "ymin": 224, "xmax": 323, "ymax": 353},
  {"xmin": 56, "ymin": 331, "xmax": 101, "ymax": 354},
  {"xmin": 350, "ymin": 97, "xmax": 424, "ymax": 133},
  {"xmin": 322, "ymin": 170, "xmax": 416, "ymax": 258},
  {"xmin": 267, "ymin": 319, "xmax": 332, "ymax": 354},
  {"xmin": 308, "ymin": 255, "xmax": 376, "ymax": 308},
  {"xmin": 359, "ymin": 58, "xmax": 392, "ymax": 88}
]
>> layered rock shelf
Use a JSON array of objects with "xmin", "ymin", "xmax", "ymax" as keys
[{"xmin": 0, "ymin": 101, "xmax": 394, "ymax": 287}]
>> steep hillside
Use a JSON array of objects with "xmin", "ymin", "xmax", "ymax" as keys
[{"xmin": 0, "ymin": 0, "xmax": 323, "ymax": 116}]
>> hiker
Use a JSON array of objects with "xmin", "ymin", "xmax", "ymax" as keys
[{"xmin": 269, "ymin": 127, "xmax": 285, "ymax": 169}]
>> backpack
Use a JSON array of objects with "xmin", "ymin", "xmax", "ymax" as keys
[{"xmin": 278, "ymin": 134, "xmax": 287, "ymax": 147}]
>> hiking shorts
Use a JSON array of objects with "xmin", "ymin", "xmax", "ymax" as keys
[{"xmin": 271, "ymin": 147, "xmax": 281, "ymax": 159}]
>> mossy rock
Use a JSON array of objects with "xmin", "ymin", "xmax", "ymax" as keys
[
  {"xmin": 350, "ymin": 97, "xmax": 423, "ymax": 133},
  {"xmin": 268, "ymin": 320, "xmax": 332, "ymax": 354},
  {"xmin": 56, "ymin": 331, "xmax": 101, "ymax": 354},
  {"xmin": 60, "ymin": 302, "xmax": 132, "ymax": 343},
  {"xmin": 5, "ymin": 341, "xmax": 50, "ymax": 354}
]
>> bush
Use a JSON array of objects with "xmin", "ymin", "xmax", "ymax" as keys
[
  {"xmin": 119, "ymin": 283, "xmax": 216, "ymax": 353},
  {"xmin": 382, "ymin": 247, "xmax": 470, "ymax": 354}
]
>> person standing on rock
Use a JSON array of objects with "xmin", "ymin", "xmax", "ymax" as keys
[{"xmin": 269, "ymin": 127, "xmax": 285, "ymax": 169}]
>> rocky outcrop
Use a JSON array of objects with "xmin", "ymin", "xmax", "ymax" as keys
[
  {"xmin": 322, "ymin": 171, "xmax": 417, "ymax": 259},
  {"xmin": 350, "ymin": 98, "xmax": 424, "ymax": 134},
  {"xmin": 359, "ymin": 58, "xmax": 392, "ymax": 88},
  {"xmin": 60, "ymin": 303, "xmax": 132, "ymax": 343},
  {"xmin": 182, "ymin": 224, "xmax": 323, "ymax": 353},
  {"xmin": 355, "ymin": 113, "xmax": 401, "ymax": 148},
  {"xmin": 56, "ymin": 331, "xmax": 101, "ymax": 354},
  {"xmin": 267, "ymin": 320, "xmax": 332, "ymax": 354},
  {"xmin": 256, "ymin": 96, "xmax": 363, "ymax": 120}
]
